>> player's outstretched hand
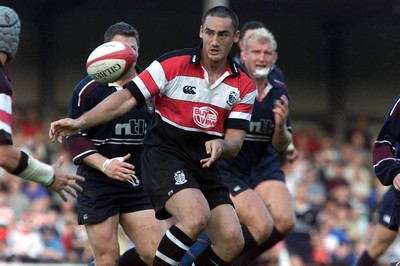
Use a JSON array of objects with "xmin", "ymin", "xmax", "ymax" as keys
[
  {"xmin": 49, "ymin": 155, "xmax": 85, "ymax": 202},
  {"xmin": 102, "ymin": 154, "xmax": 136, "ymax": 181},
  {"xmin": 49, "ymin": 118, "xmax": 82, "ymax": 143}
]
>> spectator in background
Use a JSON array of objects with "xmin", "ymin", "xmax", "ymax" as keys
[
  {"xmin": 5, "ymin": 212, "xmax": 44, "ymax": 262},
  {"xmin": 285, "ymin": 182, "xmax": 319, "ymax": 266},
  {"xmin": 38, "ymin": 225, "xmax": 66, "ymax": 263},
  {"xmin": 21, "ymin": 107, "xmax": 44, "ymax": 139},
  {"xmin": 5, "ymin": 176, "xmax": 30, "ymax": 221}
]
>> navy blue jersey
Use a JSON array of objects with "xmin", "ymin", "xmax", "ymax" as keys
[
  {"xmin": 373, "ymin": 94, "xmax": 400, "ymax": 186},
  {"xmin": 0, "ymin": 64, "xmax": 14, "ymax": 144},
  {"xmin": 66, "ymin": 70, "xmax": 153, "ymax": 183},
  {"xmin": 373, "ymin": 94, "xmax": 400, "ymax": 226},
  {"xmin": 219, "ymin": 75, "xmax": 291, "ymax": 176}
]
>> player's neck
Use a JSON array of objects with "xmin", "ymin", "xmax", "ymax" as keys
[{"xmin": 253, "ymin": 77, "xmax": 268, "ymax": 91}]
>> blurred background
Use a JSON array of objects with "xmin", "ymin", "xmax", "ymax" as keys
[{"xmin": 1, "ymin": 0, "xmax": 400, "ymax": 265}]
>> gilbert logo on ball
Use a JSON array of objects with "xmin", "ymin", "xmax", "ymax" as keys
[{"xmin": 86, "ymin": 41, "xmax": 137, "ymax": 83}]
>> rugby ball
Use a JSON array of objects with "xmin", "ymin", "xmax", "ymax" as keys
[{"xmin": 86, "ymin": 41, "xmax": 137, "ymax": 83}]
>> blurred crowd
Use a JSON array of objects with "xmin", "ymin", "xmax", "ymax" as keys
[{"xmin": 1, "ymin": 106, "xmax": 399, "ymax": 265}]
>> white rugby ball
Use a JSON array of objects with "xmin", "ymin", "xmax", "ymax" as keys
[{"xmin": 86, "ymin": 41, "xmax": 137, "ymax": 83}]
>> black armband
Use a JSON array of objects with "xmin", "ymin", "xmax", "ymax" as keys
[{"xmin": 11, "ymin": 151, "xmax": 29, "ymax": 175}]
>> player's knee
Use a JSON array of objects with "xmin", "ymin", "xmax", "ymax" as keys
[
  {"xmin": 94, "ymin": 255, "xmax": 119, "ymax": 266},
  {"xmin": 275, "ymin": 212, "xmax": 296, "ymax": 234},
  {"xmin": 179, "ymin": 211, "xmax": 210, "ymax": 238},
  {"xmin": 246, "ymin": 211, "xmax": 273, "ymax": 243},
  {"xmin": 93, "ymin": 246, "xmax": 120, "ymax": 266},
  {"xmin": 217, "ymin": 223, "xmax": 245, "ymax": 253}
]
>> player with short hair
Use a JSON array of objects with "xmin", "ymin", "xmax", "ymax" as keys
[
  {"xmin": 65, "ymin": 22, "xmax": 165, "ymax": 266},
  {"xmin": 182, "ymin": 25, "xmax": 297, "ymax": 266},
  {"xmin": 50, "ymin": 6, "xmax": 257, "ymax": 266},
  {"xmin": 0, "ymin": 6, "xmax": 83, "ymax": 202}
]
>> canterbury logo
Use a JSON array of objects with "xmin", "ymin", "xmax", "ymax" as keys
[{"xmin": 183, "ymin": 85, "xmax": 196, "ymax": 94}]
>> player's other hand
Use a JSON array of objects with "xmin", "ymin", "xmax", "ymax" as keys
[
  {"xmin": 49, "ymin": 155, "xmax": 85, "ymax": 202},
  {"xmin": 200, "ymin": 139, "xmax": 223, "ymax": 168},
  {"xmin": 393, "ymin": 174, "xmax": 400, "ymax": 191},
  {"xmin": 285, "ymin": 146, "xmax": 299, "ymax": 163},
  {"xmin": 103, "ymin": 154, "xmax": 136, "ymax": 181},
  {"xmin": 49, "ymin": 118, "xmax": 82, "ymax": 143}
]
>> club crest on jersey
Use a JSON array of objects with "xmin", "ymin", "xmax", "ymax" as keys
[
  {"xmin": 174, "ymin": 170, "xmax": 187, "ymax": 185},
  {"xmin": 227, "ymin": 91, "xmax": 239, "ymax": 107}
]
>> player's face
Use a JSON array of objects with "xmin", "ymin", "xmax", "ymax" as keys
[
  {"xmin": 243, "ymin": 39, "xmax": 276, "ymax": 79},
  {"xmin": 199, "ymin": 16, "xmax": 239, "ymax": 64},
  {"xmin": 111, "ymin": 35, "xmax": 139, "ymax": 59},
  {"xmin": 111, "ymin": 35, "xmax": 138, "ymax": 81}
]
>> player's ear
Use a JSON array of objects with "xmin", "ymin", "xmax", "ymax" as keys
[
  {"xmin": 273, "ymin": 52, "xmax": 278, "ymax": 64},
  {"xmin": 199, "ymin": 25, "xmax": 203, "ymax": 39},
  {"xmin": 233, "ymin": 30, "xmax": 240, "ymax": 43}
]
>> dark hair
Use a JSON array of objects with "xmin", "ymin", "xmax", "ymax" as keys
[
  {"xmin": 104, "ymin": 22, "xmax": 140, "ymax": 47},
  {"xmin": 201, "ymin": 6, "xmax": 239, "ymax": 32},
  {"xmin": 240, "ymin": 20, "xmax": 265, "ymax": 40}
]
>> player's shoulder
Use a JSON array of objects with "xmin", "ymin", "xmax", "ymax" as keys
[
  {"xmin": 156, "ymin": 47, "xmax": 194, "ymax": 63},
  {"xmin": 71, "ymin": 75, "xmax": 116, "ymax": 101},
  {"xmin": 269, "ymin": 75, "xmax": 288, "ymax": 92}
]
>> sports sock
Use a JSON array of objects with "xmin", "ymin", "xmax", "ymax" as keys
[
  {"xmin": 193, "ymin": 245, "xmax": 230, "ymax": 266},
  {"xmin": 233, "ymin": 226, "xmax": 285, "ymax": 266},
  {"xmin": 180, "ymin": 232, "xmax": 211, "ymax": 266},
  {"xmin": 356, "ymin": 250, "xmax": 376, "ymax": 266},
  {"xmin": 238, "ymin": 224, "xmax": 258, "ymax": 256},
  {"xmin": 118, "ymin": 247, "xmax": 147, "ymax": 266},
  {"xmin": 153, "ymin": 225, "xmax": 194, "ymax": 265}
]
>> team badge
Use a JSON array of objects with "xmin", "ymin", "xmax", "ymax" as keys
[
  {"xmin": 193, "ymin": 106, "xmax": 218, "ymax": 128},
  {"xmin": 174, "ymin": 170, "xmax": 187, "ymax": 185},
  {"xmin": 227, "ymin": 91, "xmax": 239, "ymax": 107}
]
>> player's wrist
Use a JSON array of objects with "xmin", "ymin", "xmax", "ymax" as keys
[{"xmin": 12, "ymin": 151, "xmax": 55, "ymax": 186}]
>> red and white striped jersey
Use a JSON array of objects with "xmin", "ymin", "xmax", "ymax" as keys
[
  {"xmin": 0, "ymin": 64, "xmax": 13, "ymax": 144},
  {"xmin": 124, "ymin": 45, "xmax": 256, "ymax": 161}
]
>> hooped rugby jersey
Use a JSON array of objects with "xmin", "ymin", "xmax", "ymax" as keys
[
  {"xmin": 0, "ymin": 64, "xmax": 13, "ymax": 144},
  {"xmin": 373, "ymin": 94, "xmax": 400, "ymax": 186},
  {"xmin": 124, "ymin": 45, "xmax": 256, "ymax": 162}
]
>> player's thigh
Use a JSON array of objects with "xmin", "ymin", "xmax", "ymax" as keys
[
  {"xmin": 85, "ymin": 214, "xmax": 120, "ymax": 254},
  {"xmin": 165, "ymin": 188, "xmax": 210, "ymax": 226},
  {"xmin": 120, "ymin": 209, "xmax": 166, "ymax": 255},
  {"xmin": 255, "ymin": 180, "xmax": 295, "ymax": 226}
]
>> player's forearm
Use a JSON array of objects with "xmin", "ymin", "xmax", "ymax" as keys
[
  {"xmin": 0, "ymin": 144, "xmax": 22, "ymax": 172},
  {"xmin": 221, "ymin": 129, "xmax": 246, "ymax": 157},
  {"xmin": 272, "ymin": 127, "xmax": 291, "ymax": 154},
  {"xmin": 78, "ymin": 89, "xmax": 137, "ymax": 131},
  {"xmin": 82, "ymin": 153, "xmax": 106, "ymax": 172}
]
